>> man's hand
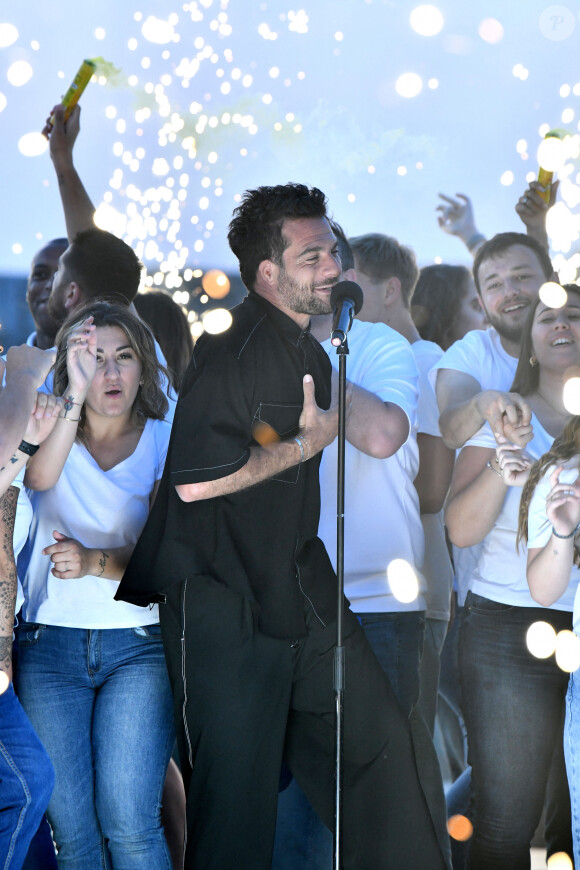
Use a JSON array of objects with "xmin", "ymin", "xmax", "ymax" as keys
[
  {"xmin": 298, "ymin": 375, "xmax": 339, "ymax": 455},
  {"xmin": 515, "ymin": 179, "xmax": 558, "ymax": 249},
  {"xmin": 5, "ymin": 345, "xmax": 55, "ymax": 390},
  {"xmin": 474, "ymin": 390, "xmax": 532, "ymax": 442},
  {"xmin": 43, "ymin": 103, "xmax": 81, "ymax": 157},
  {"xmin": 436, "ymin": 193, "xmax": 479, "ymax": 243}
]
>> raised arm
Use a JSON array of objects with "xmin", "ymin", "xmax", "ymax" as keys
[
  {"xmin": 25, "ymin": 318, "xmax": 97, "ymax": 491},
  {"xmin": 435, "ymin": 367, "xmax": 532, "ymax": 449},
  {"xmin": 527, "ymin": 466, "xmax": 580, "ymax": 606},
  {"xmin": 0, "ymin": 345, "xmax": 56, "ymax": 476},
  {"xmin": 47, "ymin": 104, "xmax": 96, "ymax": 240},
  {"xmin": 176, "ymin": 374, "xmax": 338, "ymax": 502},
  {"xmin": 436, "ymin": 192, "xmax": 486, "ymax": 257},
  {"xmin": 515, "ymin": 179, "xmax": 558, "ymax": 252},
  {"xmin": 0, "ymin": 486, "xmax": 18, "ymax": 685}
]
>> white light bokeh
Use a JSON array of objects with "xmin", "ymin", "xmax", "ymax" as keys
[
  {"xmin": 547, "ymin": 852, "xmax": 574, "ymax": 869},
  {"xmin": 395, "ymin": 72, "xmax": 423, "ymax": 99},
  {"xmin": 142, "ymin": 16, "xmax": 175, "ymax": 44},
  {"xmin": 202, "ymin": 307, "xmax": 233, "ymax": 334},
  {"xmin": 526, "ymin": 621, "xmax": 557, "ymax": 659},
  {"xmin": 539, "ymin": 282, "xmax": 568, "ymax": 308},
  {"xmin": 538, "ymin": 135, "xmax": 565, "ymax": 172},
  {"xmin": 409, "ymin": 5, "xmax": 444, "ymax": 37},
  {"xmin": 387, "ymin": 559, "xmax": 419, "ymax": 604},
  {"xmin": 500, "ymin": 170, "xmax": 514, "ymax": 186},
  {"xmin": 555, "ymin": 630, "xmax": 580, "ymax": 673},
  {"xmin": 7, "ymin": 60, "xmax": 33, "ymax": 87},
  {"xmin": 0, "ymin": 22, "xmax": 18, "ymax": 48},
  {"xmin": 0, "ymin": 93, "xmax": 6, "ymax": 113},
  {"xmin": 17, "ymin": 132, "xmax": 48, "ymax": 157},
  {"xmin": 563, "ymin": 375, "xmax": 580, "ymax": 415},
  {"xmin": 478, "ymin": 18, "xmax": 504, "ymax": 44}
]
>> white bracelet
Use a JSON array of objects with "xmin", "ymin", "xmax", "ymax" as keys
[{"xmin": 294, "ymin": 436, "xmax": 304, "ymax": 464}]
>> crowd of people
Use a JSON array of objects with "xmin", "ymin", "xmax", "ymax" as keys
[{"xmin": 1, "ymin": 98, "xmax": 580, "ymax": 870}]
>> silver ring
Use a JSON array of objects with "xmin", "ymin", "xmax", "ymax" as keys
[{"xmin": 523, "ymin": 196, "xmax": 529, "ymax": 205}]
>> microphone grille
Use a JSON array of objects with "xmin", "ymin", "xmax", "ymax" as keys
[{"xmin": 330, "ymin": 281, "xmax": 364, "ymax": 314}]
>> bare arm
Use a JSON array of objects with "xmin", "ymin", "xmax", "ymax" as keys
[
  {"xmin": 0, "ymin": 486, "xmax": 18, "ymax": 685},
  {"xmin": 334, "ymin": 372, "xmax": 409, "ymax": 458},
  {"xmin": 0, "ymin": 346, "xmax": 56, "ymax": 477},
  {"xmin": 42, "ymin": 531, "xmax": 134, "ymax": 582},
  {"xmin": 48, "ymin": 104, "xmax": 96, "ymax": 240},
  {"xmin": 436, "ymin": 368, "xmax": 532, "ymax": 449},
  {"xmin": 515, "ymin": 179, "xmax": 558, "ymax": 252},
  {"xmin": 436, "ymin": 193, "xmax": 486, "ymax": 257},
  {"xmin": 176, "ymin": 374, "xmax": 338, "ymax": 502},
  {"xmin": 415, "ymin": 433, "xmax": 455, "ymax": 514},
  {"xmin": 527, "ymin": 467, "xmax": 580, "ymax": 606}
]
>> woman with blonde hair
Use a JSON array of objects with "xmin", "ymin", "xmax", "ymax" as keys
[{"xmin": 16, "ymin": 301, "xmax": 174, "ymax": 869}]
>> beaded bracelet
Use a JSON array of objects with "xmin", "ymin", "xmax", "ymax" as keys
[{"xmin": 552, "ymin": 522, "xmax": 580, "ymax": 540}]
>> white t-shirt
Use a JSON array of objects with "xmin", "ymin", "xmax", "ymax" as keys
[
  {"xmin": 318, "ymin": 320, "xmax": 426, "ymax": 613},
  {"xmin": 465, "ymin": 415, "xmax": 575, "ymax": 610},
  {"xmin": 528, "ymin": 459, "xmax": 580, "ymax": 628},
  {"xmin": 430, "ymin": 327, "xmax": 518, "ymax": 605},
  {"xmin": 19, "ymin": 417, "xmax": 170, "ymax": 629},
  {"xmin": 412, "ymin": 339, "xmax": 454, "ymax": 622},
  {"xmin": 13, "ymin": 466, "xmax": 32, "ymax": 616}
]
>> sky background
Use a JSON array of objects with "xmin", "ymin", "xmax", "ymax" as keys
[{"xmin": 0, "ymin": 0, "xmax": 579, "ymax": 282}]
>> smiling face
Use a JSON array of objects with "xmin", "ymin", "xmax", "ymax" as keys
[
  {"xmin": 27, "ymin": 242, "xmax": 66, "ymax": 340},
  {"xmin": 85, "ymin": 325, "xmax": 143, "ymax": 420},
  {"xmin": 272, "ymin": 217, "xmax": 341, "ymax": 322},
  {"xmin": 477, "ymin": 244, "xmax": 548, "ymax": 349},
  {"xmin": 531, "ymin": 290, "xmax": 580, "ymax": 372}
]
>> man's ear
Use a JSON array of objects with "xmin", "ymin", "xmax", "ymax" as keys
[
  {"xmin": 342, "ymin": 267, "xmax": 357, "ymax": 282},
  {"xmin": 64, "ymin": 282, "xmax": 83, "ymax": 312},
  {"xmin": 257, "ymin": 259, "xmax": 278, "ymax": 288},
  {"xmin": 384, "ymin": 276, "xmax": 401, "ymax": 306}
]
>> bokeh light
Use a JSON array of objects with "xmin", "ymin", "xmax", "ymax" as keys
[
  {"xmin": 547, "ymin": 852, "xmax": 574, "ymax": 869},
  {"xmin": 563, "ymin": 373, "xmax": 580, "ymax": 415},
  {"xmin": 555, "ymin": 630, "xmax": 580, "ymax": 672},
  {"xmin": 539, "ymin": 282, "xmax": 568, "ymax": 308},
  {"xmin": 409, "ymin": 5, "xmax": 444, "ymax": 37},
  {"xmin": 201, "ymin": 269, "xmax": 231, "ymax": 299},
  {"xmin": 7, "ymin": 60, "xmax": 33, "ymax": 87},
  {"xmin": 17, "ymin": 132, "xmax": 49, "ymax": 157},
  {"xmin": 387, "ymin": 559, "xmax": 419, "ymax": 604},
  {"xmin": 447, "ymin": 815, "xmax": 473, "ymax": 842},
  {"xmin": 538, "ymin": 136, "xmax": 566, "ymax": 172},
  {"xmin": 526, "ymin": 621, "xmax": 557, "ymax": 659},
  {"xmin": 395, "ymin": 72, "xmax": 423, "ymax": 99},
  {"xmin": 478, "ymin": 18, "xmax": 504, "ymax": 44},
  {"xmin": 142, "ymin": 16, "xmax": 175, "ymax": 44},
  {"xmin": 0, "ymin": 93, "xmax": 6, "ymax": 113},
  {"xmin": 202, "ymin": 307, "xmax": 233, "ymax": 334},
  {"xmin": 0, "ymin": 23, "xmax": 18, "ymax": 48}
]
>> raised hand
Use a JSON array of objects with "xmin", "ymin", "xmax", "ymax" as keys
[
  {"xmin": 494, "ymin": 435, "xmax": 533, "ymax": 486},
  {"xmin": 545, "ymin": 466, "xmax": 580, "ymax": 537},
  {"xmin": 477, "ymin": 390, "xmax": 533, "ymax": 444},
  {"xmin": 65, "ymin": 316, "xmax": 97, "ymax": 400},
  {"xmin": 23, "ymin": 393, "xmax": 64, "ymax": 446},
  {"xmin": 436, "ymin": 193, "xmax": 478, "ymax": 241}
]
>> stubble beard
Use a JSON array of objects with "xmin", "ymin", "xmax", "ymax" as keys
[{"xmin": 277, "ymin": 267, "xmax": 334, "ymax": 317}]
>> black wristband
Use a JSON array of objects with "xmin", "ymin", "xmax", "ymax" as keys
[{"xmin": 17, "ymin": 439, "xmax": 39, "ymax": 457}]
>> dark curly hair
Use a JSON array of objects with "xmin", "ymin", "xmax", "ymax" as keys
[
  {"xmin": 227, "ymin": 183, "xmax": 329, "ymax": 291},
  {"xmin": 53, "ymin": 301, "xmax": 169, "ymax": 442}
]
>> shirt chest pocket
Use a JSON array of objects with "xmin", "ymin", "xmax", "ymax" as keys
[{"xmin": 253, "ymin": 402, "xmax": 302, "ymax": 484}]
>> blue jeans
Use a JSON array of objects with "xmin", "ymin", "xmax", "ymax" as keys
[
  {"xmin": 565, "ymin": 671, "xmax": 580, "ymax": 867},
  {"xmin": 15, "ymin": 624, "xmax": 175, "ymax": 870},
  {"xmin": 0, "ymin": 684, "xmax": 54, "ymax": 870},
  {"xmin": 460, "ymin": 592, "xmax": 573, "ymax": 869}
]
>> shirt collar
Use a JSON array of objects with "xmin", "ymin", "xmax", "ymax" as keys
[{"xmin": 245, "ymin": 292, "xmax": 312, "ymax": 347}]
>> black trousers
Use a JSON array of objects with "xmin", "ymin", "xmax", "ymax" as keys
[{"xmin": 160, "ymin": 574, "xmax": 449, "ymax": 870}]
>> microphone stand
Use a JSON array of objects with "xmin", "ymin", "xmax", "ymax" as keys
[{"xmin": 333, "ymin": 334, "xmax": 348, "ymax": 870}]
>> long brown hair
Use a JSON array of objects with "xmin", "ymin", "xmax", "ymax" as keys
[
  {"xmin": 53, "ymin": 301, "xmax": 169, "ymax": 445},
  {"xmin": 517, "ymin": 416, "xmax": 580, "ymax": 565}
]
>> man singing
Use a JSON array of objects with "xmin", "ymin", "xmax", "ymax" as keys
[{"xmin": 117, "ymin": 183, "xmax": 449, "ymax": 870}]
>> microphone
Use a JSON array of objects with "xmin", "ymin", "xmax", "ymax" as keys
[{"xmin": 330, "ymin": 281, "xmax": 364, "ymax": 347}]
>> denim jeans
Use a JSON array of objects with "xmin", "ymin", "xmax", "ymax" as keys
[
  {"xmin": 0, "ymin": 684, "xmax": 54, "ymax": 870},
  {"xmin": 15, "ymin": 623, "xmax": 174, "ymax": 870},
  {"xmin": 460, "ymin": 592, "xmax": 573, "ymax": 869},
  {"xmin": 564, "ymin": 671, "xmax": 580, "ymax": 867}
]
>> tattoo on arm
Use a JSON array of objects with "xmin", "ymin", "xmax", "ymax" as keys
[
  {"xmin": 0, "ymin": 486, "xmax": 18, "ymax": 673},
  {"xmin": 97, "ymin": 550, "xmax": 109, "ymax": 577},
  {"xmin": 0, "ymin": 452, "xmax": 21, "ymax": 474}
]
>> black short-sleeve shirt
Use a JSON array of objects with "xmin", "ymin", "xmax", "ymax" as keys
[{"xmin": 116, "ymin": 293, "xmax": 339, "ymax": 638}]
